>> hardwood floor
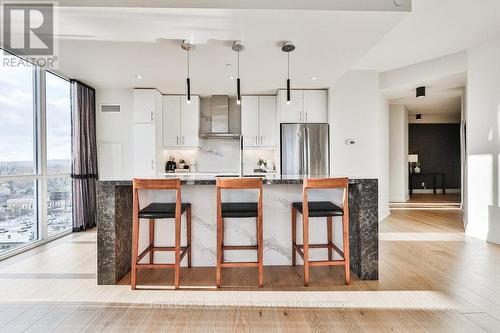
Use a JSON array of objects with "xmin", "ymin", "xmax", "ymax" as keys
[{"xmin": 0, "ymin": 210, "xmax": 500, "ymax": 332}]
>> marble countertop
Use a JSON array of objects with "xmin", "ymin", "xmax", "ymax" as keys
[{"xmin": 98, "ymin": 174, "xmax": 375, "ymax": 186}]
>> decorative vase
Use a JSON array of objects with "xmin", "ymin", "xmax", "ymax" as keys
[{"xmin": 414, "ymin": 166, "xmax": 421, "ymax": 174}]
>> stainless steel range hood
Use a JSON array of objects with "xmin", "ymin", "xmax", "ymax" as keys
[{"xmin": 199, "ymin": 95, "xmax": 241, "ymax": 139}]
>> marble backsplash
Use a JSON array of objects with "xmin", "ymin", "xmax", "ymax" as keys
[{"xmin": 163, "ymin": 139, "xmax": 277, "ymax": 174}]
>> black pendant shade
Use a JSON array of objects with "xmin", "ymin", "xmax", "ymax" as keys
[
  {"xmin": 237, "ymin": 78, "xmax": 241, "ymax": 104},
  {"xmin": 287, "ymin": 78, "xmax": 291, "ymax": 104},
  {"xmin": 187, "ymin": 78, "xmax": 191, "ymax": 103},
  {"xmin": 416, "ymin": 86, "xmax": 426, "ymax": 98}
]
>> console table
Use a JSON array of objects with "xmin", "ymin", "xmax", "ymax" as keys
[{"xmin": 409, "ymin": 172, "xmax": 446, "ymax": 195}]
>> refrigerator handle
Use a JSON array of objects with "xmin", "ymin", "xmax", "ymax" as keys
[{"xmin": 304, "ymin": 126, "xmax": 309, "ymax": 176}]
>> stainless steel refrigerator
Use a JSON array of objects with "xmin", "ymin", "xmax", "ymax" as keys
[{"xmin": 280, "ymin": 123, "xmax": 329, "ymax": 176}]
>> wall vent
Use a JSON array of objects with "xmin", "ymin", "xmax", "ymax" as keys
[{"xmin": 100, "ymin": 104, "xmax": 121, "ymax": 113}]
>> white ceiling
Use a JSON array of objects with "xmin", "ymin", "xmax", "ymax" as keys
[
  {"xmin": 391, "ymin": 87, "xmax": 463, "ymax": 116},
  {"xmin": 355, "ymin": 0, "xmax": 500, "ymax": 71},
  {"xmin": 52, "ymin": 7, "xmax": 407, "ymax": 94}
]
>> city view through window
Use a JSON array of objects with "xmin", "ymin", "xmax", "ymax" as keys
[{"xmin": 0, "ymin": 55, "xmax": 73, "ymax": 254}]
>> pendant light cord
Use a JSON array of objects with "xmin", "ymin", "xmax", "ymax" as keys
[
  {"xmin": 187, "ymin": 49, "xmax": 190, "ymax": 78},
  {"xmin": 237, "ymin": 50, "xmax": 240, "ymax": 78},
  {"xmin": 287, "ymin": 52, "xmax": 290, "ymax": 80}
]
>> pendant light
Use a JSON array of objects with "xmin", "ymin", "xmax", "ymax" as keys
[
  {"xmin": 232, "ymin": 41, "xmax": 244, "ymax": 105},
  {"xmin": 181, "ymin": 40, "xmax": 193, "ymax": 104},
  {"xmin": 282, "ymin": 41, "xmax": 295, "ymax": 104}
]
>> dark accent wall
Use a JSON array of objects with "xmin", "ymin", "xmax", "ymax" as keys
[{"xmin": 409, "ymin": 124, "xmax": 461, "ymax": 189}]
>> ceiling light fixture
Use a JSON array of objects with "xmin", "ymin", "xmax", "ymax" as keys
[
  {"xmin": 416, "ymin": 86, "xmax": 426, "ymax": 99},
  {"xmin": 311, "ymin": 76, "xmax": 317, "ymax": 80},
  {"xmin": 416, "ymin": 114, "xmax": 422, "ymax": 120},
  {"xmin": 135, "ymin": 74, "xmax": 142, "ymax": 80},
  {"xmin": 232, "ymin": 41, "xmax": 244, "ymax": 105},
  {"xmin": 181, "ymin": 40, "xmax": 193, "ymax": 104},
  {"xmin": 281, "ymin": 41, "xmax": 295, "ymax": 105}
]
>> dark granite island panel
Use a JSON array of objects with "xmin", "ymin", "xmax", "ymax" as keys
[{"xmin": 97, "ymin": 176, "xmax": 378, "ymax": 285}]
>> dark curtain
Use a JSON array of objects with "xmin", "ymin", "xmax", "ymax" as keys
[{"xmin": 71, "ymin": 80, "xmax": 98, "ymax": 231}]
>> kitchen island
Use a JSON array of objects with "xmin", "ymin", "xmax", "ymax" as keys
[{"xmin": 97, "ymin": 175, "xmax": 378, "ymax": 285}]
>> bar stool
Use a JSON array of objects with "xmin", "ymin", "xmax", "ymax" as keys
[
  {"xmin": 291, "ymin": 177, "xmax": 350, "ymax": 286},
  {"xmin": 216, "ymin": 177, "xmax": 264, "ymax": 288},
  {"xmin": 131, "ymin": 178, "xmax": 191, "ymax": 290}
]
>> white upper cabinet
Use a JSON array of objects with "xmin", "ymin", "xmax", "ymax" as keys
[
  {"xmin": 241, "ymin": 95, "xmax": 277, "ymax": 148},
  {"xmin": 163, "ymin": 95, "xmax": 181, "ymax": 146},
  {"xmin": 162, "ymin": 95, "xmax": 200, "ymax": 148},
  {"xmin": 278, "ymin": 89, "xmax": 327, "ymax": 123},
  {"xmin": 180, "ymin": 96, "xmax": 200, "ymax": 147},
  {"xmin": 241, "ymin": 96, "xmax": 259, "ymax": 147},
  {"xmin": 303, "ymin": 90, "xmax": 328, "ymax": 123},
  {"xmin": 258, "ymin": 96, "xmax": 277, "ymax": 147},
  {"xmin": 278, "ymin": 90, "xmax": 303, "ymax": 123},
  {"xmin": 133, "ymin": 89, "xmax": 159, "ymax": 123}
]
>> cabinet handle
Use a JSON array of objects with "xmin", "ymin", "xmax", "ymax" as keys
[
  {"xmin": 255, "ymin": 135, "xmax": 258, "ymax": 146},
  {"xmin": 260, "ymin": 136, "xmax": 263, "ymax": 146},
  {"xmin": 176, "ymin": 136, "xmax": 179, "ymax": 145},
  {"xmin": 150, "ymin": 111, "xmax": 154, "ymax": 121},
  {"xmin": 151, "ymin": 160, "xmax": 154, "ymax": 170},
  {"xmin": 182, "ymin": 136, "xmax": 184, "ymax": 145},
  {"xmin": 305, "ymin": 113, "xmax": 308, "ymax": 123}
]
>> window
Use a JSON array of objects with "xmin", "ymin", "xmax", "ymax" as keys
[
  {"xmin": 0, "ymin": 52, "xmax": 73, "ymax": 255},
  {"xmin": 46, "ymin": 72, "xmax": 72, "ymax": 236}
]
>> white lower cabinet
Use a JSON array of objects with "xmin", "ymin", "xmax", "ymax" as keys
[{"xmin": 241, "ymin": 95, "xmax": 276, "ymax": 148}]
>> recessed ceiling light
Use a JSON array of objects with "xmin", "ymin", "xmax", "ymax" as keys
[
  {"xmin": 135, "ymin": 74, "xmax": 143, "ymax": 80},
  {"xmin": 229, "ymin": 76, "xmax": 235, "ymax": 80},
  {"xmin": 225, "ymin": 64, "xmax": 232, "ymax": 68},
  {"xmin": 311, "ymin": 76, "xmax": 317, "ymax": 80}
]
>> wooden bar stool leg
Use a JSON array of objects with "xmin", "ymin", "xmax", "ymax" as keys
[
  {"xmin": 216, "ymin": 216, "xmax": 222, "ymax": 288},
  {"xmin": 174, "ymin": 214, "xmax": 181, "ymax": 289},
  {"xmin": 343, "ymin": 213, "xmax": 350, "ymax": 285},
  {"xmin": 327, "ymin": 216, "xmax": 333, "ymax": 261},
  {"xmin": 291, "ymin": 207, "xmax": 297, "ymax": 266},
  {"xmin": 303, "ymin": 213, "xmax": 310, "ymax": 287},
  {"xmin": 149, "ymin": 219, "xmax": 155, "ymax": 264},
  {"xmin": 258, "ymin": 214, "xmax": 264, "ymax": 288},
  {"xmin": 187, "ymin": 207, "xmax": 192, "ymax": 268},
  {"xmin": 131, "ymin": 193, "xmax": 140, "ymax": 290}
]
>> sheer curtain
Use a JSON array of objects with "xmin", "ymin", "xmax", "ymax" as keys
[{"xmin": 70, "ymin": 80, "xmax": 98, "ymax": 231}]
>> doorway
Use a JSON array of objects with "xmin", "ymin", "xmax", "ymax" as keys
[{"xmin": 389, "ymin": 87, "xmax": 464, "ymax": 211}]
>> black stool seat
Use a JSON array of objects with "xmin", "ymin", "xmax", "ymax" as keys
[
  {"xmin": 292, "ymin": 201, "xmax": 343, "ymax": 217},
  {"xmin": 221, "ymin": 202, "xmax": 258, "ymax": 218},
  {"xmin": 138, "ymin": 202, "xmax": 191, "ymax": 219}
]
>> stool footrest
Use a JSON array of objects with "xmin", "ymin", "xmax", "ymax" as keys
[
  {"xmin": 136, "ymin": 263, "xmax": 175, "ymax": 269},
  {"xmin": 222, "ymin": 245, "xmax": 258, "ymax": 251},
  {"xmin": 309, "ymin": 260, "xmax": 346, "ymax": 267},
  {"xmin": 293, "ymin": 242, "xmax": 345, "ymax": 259},
  {"xmin": 220, "ymin": 261, "xmax": 260, "ymax": 268},
  {"xmin": 136, "ymin": 246, "xmax": 190, "ymax": 265}
]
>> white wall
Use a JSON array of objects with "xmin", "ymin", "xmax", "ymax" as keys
[
  {"xmin": 330, "ymin": 70, "xmax": 390, "ymax": 221},
  {"xmin": 407, "ymin": 112, "xmax": 461, "ymax": 124},
  {"xmin": 389, "ymin": 105, "xmax": 408, "ymax": 202},
  {"xmin": 466, "ymin": 36, "xmax": 500, "ymax": 245},
  {"xmin": 96, "ymin": 89, "xmax": 134, "ymax": 180}
]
